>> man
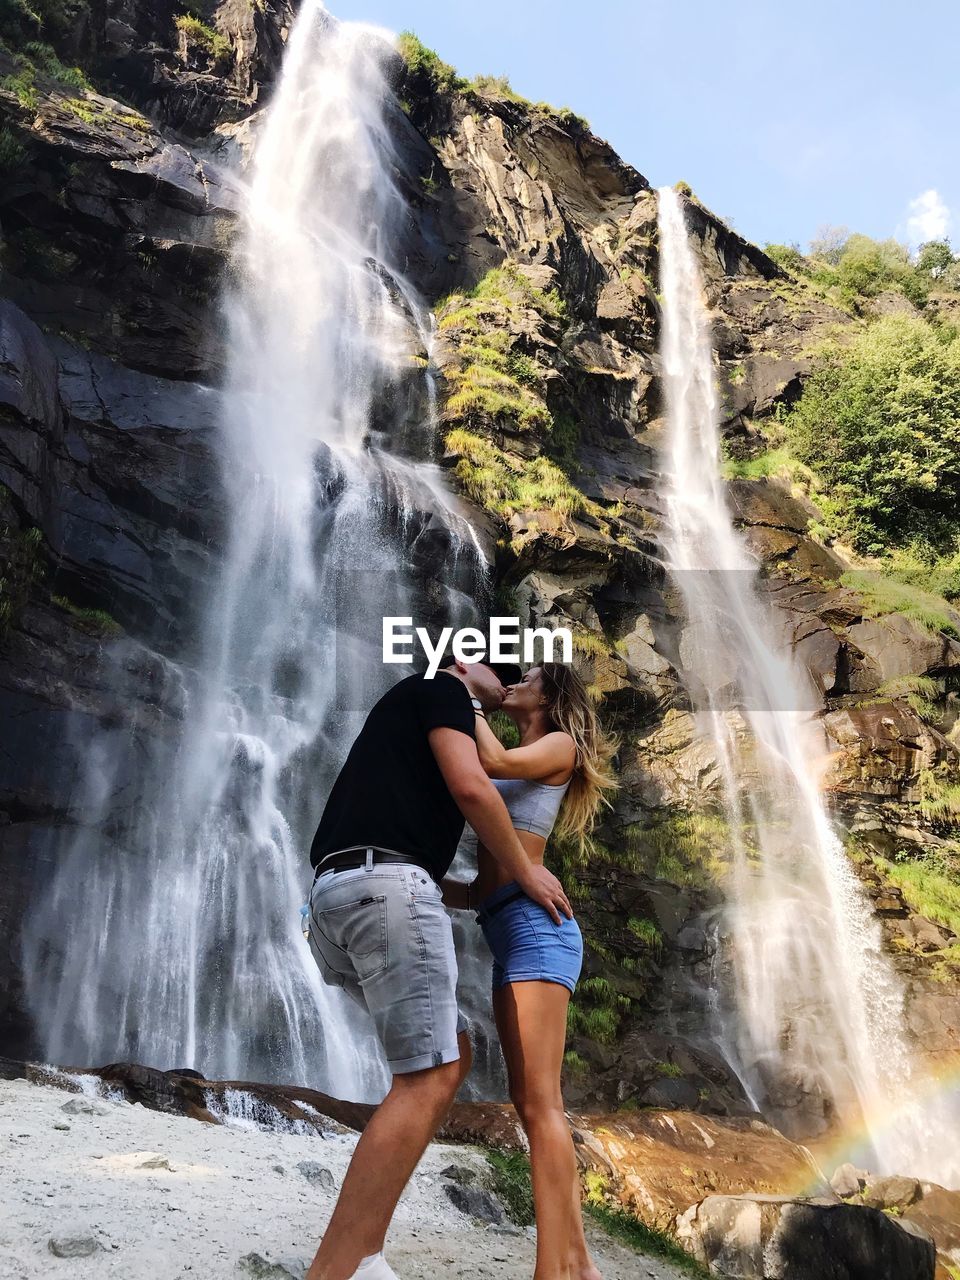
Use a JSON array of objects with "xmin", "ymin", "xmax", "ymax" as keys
[{"xmin": 304, "ymin": 656, "xmax": 572, "ymax": 1280}]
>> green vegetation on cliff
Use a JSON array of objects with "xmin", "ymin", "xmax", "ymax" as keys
[
  {"xmin": 439, "ymin": 263, "xmax": 623, "ymax": 549},
  {"xmin": 0, "ymin": 0, "xmax": 93, "ymax": 104},
  {"xmin": 445, "ymin": 429, "xmax": 594, "ymax": 522},
  {"xmin": 788, "ymin": 314, "xmax": 960, "ymax": 556},
  {"xmin": 0, "ymin": 0, "xmax": 87, "ymax": 46},
  {"xmin": 742, "ymin": 307, "xmax": 960, "ymax": 641},
  {"xmin": 567, "ymin": 975, "xmax": 632, "ymax": 1044},
  {"xmin": 620, "ymin": 811, "xmax": 730, "ymax": 887},
  {"xmin": 396, "ymin": 31, "xmax": 589, "ymax": 130},
  {"xmin": 0, "ymin": 38, "xmax": 89, "ymax": 106},
  {"xmin": 841, "ymin": 570, "xmax": 960, "ymax": 638},
  {"xmin": 174, "ymin": 14, "xmax": 230, "ymax": 64},
  {"xmin": 396, "ymin": 32, "xmax": 465, "ymax": 96},
  {"xmin": 765, "ymin": 228, "xmax": 959, "ymax": 312}
]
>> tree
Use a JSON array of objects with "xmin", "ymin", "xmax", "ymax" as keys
[
  {"xmin": 788, "ymin": 314, "xmax": 960, "ymax": 554},
  {"xmin": 835, "ymin": 234, "xmax": 921, "ymax": 303},
  {"xmin": 809, "ymin": 224, "xmax": 849, "ymax": 265},
  {"xmin": 917, "ymin": 240, "xmax": 956, "ymax": 280}
]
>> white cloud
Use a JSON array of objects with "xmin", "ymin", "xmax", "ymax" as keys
[{"xmin": 906, "ymin": 189, "xmax": 951, "ymax": 244}]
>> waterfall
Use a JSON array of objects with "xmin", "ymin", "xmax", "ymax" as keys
[
  {"xmin": 656, "ymin": 185, "xmax": 960, "ymax": 1183},
  {"xmin": 22, "ymin": 3, "xmax": 488, "ymax": 1102}
]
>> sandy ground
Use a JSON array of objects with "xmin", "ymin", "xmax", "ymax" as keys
[{"xmin": 0, "ymin": 1078, "xmax": 687, "ymax": 1280}]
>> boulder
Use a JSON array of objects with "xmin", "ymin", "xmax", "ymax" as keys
[
  {"xmin": 296, "ymin": 1161, "xmax": 335, "ymax": 1190},
  {"xmin": 237, "ymin": 1254, "xmax": 304, "ymax": 1280},
  {"xmin": 676, "ymin": 1195, "xmax": 936, "ymax": 1279},
  {"xmin": 861, "ymin": 1174, "xmax": 922, "ymax": 1212},
  {"xmin": 830, "ymin": 1163, "xmax": 868, "ymax": 1198},
  {"xmin": 60, "ymin": 1096, "xmax": 109, "ymax": 1116},
  {"xmin": 443, "ymin": 1182, "xmax": 507, "ymax": 1225},
  {"xmin": 48, "ymin": 1234, "xmax": 105, "ymax": 1258},
  {"xmin": 845, "ymin": 614, "xmax": 960, "ymax": 683},
  {"xmin": 640, "ymin": 1076, "xmax": 702, "ymax": 1109}
]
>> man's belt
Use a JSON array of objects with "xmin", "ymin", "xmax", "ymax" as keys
[{"xmin": 313, "ymin": 845, "xmax": 434, "ymax": 881}]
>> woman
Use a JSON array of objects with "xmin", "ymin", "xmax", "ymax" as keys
[{"xmin": 463, "ymin": 663, "xmax": 617, "ymax": 1280}]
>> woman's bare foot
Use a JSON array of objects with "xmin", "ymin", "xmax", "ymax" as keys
[{"xmin": 569, "ymin": 1259, "xmax": 602, "ymax": 1280}]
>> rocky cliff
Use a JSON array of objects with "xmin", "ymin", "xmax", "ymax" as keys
[{"xmin": 1, "ymin": 0, "xmax": 958, "ymax": 1161}]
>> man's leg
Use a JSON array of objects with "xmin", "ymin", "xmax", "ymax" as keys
[
  {"xmin": 306, "ymin": 1030, "xmax": 472, "ymax": 1280},
  {"xmin": 306, "ymin": 866, "xmax": 471, "ymax": 1279}
]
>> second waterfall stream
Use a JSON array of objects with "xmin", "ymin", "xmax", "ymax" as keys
[{"xmin": 657, "ymin": 184, "xmax": 960, "ymax": 1183}]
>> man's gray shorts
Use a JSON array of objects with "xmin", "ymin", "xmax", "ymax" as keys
[{"xmin": 308, "ymin": 857, "xmax": 467, "ymax": 1074}]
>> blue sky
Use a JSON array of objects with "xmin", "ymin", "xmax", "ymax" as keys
[{"xmin": 332, "ymin": 0, "xmax": 960, "ymax": 254}]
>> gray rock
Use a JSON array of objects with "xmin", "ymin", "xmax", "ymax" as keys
[
  {"xmin": 296, "ymin": 1161, "xmax": 335, "ymax": 1189},
  {"xmin": 439, "ymin": 1162, "xmax": 479, "ymax": 1185},
  {"xmin": 443, "ymin": 1182, "xmax": 506, "ymax": 1225},
  {"xmin": 237, "ymin": 1254, "xmax": 304, "ymax": 1279},
  {"xmin": 846, "ymin": 613, "xmax": 960, "ymax": 683},
  {"xmin": 640, "ymin": 1076, "xmax": 701, "ymax": 1109},
  {"xmin": 0, "ymin": 301, "xmax": 61, "ymax": 429},
  {"xmin": 676, "ymin": 1194, "xmax": 936, "ymax": 1279},
  {"xmin": 61, "ymin": 1097, "xmax": 109, "ymax": 1116},
  {"xmin": 48, "ymin": 1235, "xmax": 105, "ymax": 1258},
  {"xmin": 138, "ymin": 1154, "xmax": 174, "ymax": 1170},
  {"xmin": 861, "ymin": 1174, "xmax": 922, "ymax": 1212},
  {"xmin": 830, "ymin": 1163, "xmax": 868, "ymax": 1199}
]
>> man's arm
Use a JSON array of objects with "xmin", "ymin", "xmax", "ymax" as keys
[{"xmin": 428, "ymin": 727, "xmax": 572, "ymax": 924}]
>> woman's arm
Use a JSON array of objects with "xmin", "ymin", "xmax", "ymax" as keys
[{"xmin": 474, "ymin": 714, "xmax": 576, "ymax": 781}]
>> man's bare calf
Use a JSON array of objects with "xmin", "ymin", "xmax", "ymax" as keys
[{"xmin": 306, "ymin": 1033, "xmax": 473, "ymax": 1280}]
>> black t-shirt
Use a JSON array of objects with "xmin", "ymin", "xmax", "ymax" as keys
[{"xmin": 310, "ymin": 672, "xmax": 476, "ymax": 881}]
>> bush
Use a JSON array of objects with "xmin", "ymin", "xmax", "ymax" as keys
[
  {"xmin": 174, "ymin": 14, "xmax": 230, "ymax": 64},
  {"xmin": 765, "ymin": 242, "xmax": 806, "ymax": 274},
  {"xmin": 0, "ymin": 0, "xmax": 88, "ymax": 45},
  {"xmin": 396, "ymin": 31, "xmax": 465, "ymax": 95},
  {"xmin": 841, "ymin": 570, "xmax": 959, "ymax": 638},
  {"xmin": 787, "ymin": 314, "xmax": 960, "ymax": 554},
  {"xmin": 835, "ymin": 233, "xmax": 924, "ymax": 306},
  {"xmin": 583, "ymin": 1197, "xmax": 709, "ymax": 1277},
  {"xmin": 486, "ymin": 1151, "xmax": 534, "ymax": 1225},
  {"xmin": 444, "ymin": 429, "xmax": 592, "ymax": 520},
  {"xmin": 0, "ymin": 522, "xmax": 45, "ymax": 634},
  {"xmin": 0, "ymin": 38, "xmax": 90, "ymax": 104},
  {"xmin": 620, "ymin": 809, "xmax": 729, "ymax": 886},
  {"xmin": 882, "ymin": 847, "xmax": 960, "ymax": 938},
  {"xmin": 567, "ymin": 976, "xmax": 632, "ymax": 1045}
]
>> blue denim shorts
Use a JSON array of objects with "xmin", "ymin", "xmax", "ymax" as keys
[{"xmin": 477, "ymin": 880, "xmax": 583, "ymax": 994}]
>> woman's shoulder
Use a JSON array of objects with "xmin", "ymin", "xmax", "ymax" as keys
[{"xmin": 539, "ymin": 730, "xmax": 576, "ymax": 775}]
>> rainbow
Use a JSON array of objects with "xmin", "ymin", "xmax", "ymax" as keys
[{"xmin": 791, "ymin": 1059, "xmax": 960, "ymax": 1194}]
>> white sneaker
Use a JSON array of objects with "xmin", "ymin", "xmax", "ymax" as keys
[{"xmin": 349, "ymin": 1254, "xmax": 399, "ymax": 1280}]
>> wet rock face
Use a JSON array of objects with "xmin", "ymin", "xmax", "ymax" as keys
[{"xmin": 1, "ymin": 5, "xmax": 959, "ymax": 1119}]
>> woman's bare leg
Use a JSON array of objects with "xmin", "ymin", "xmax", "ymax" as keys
[
  {"xmin": 568, "ymin": 1177, "xmax": 602, "ymax": 1280},
  {"xmin": 494, "ymin": 981, "xmax": 600, "ymax": 1280}
]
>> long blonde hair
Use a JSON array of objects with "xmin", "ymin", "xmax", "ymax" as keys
[{"xmin": 539, "ymin": 662, "xmax": 619, "ymax": 859}]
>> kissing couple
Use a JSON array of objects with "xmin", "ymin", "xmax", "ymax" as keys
[{"xmin": 303, "ymin": 653, "xmax": 617, "ymax": 1280}]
